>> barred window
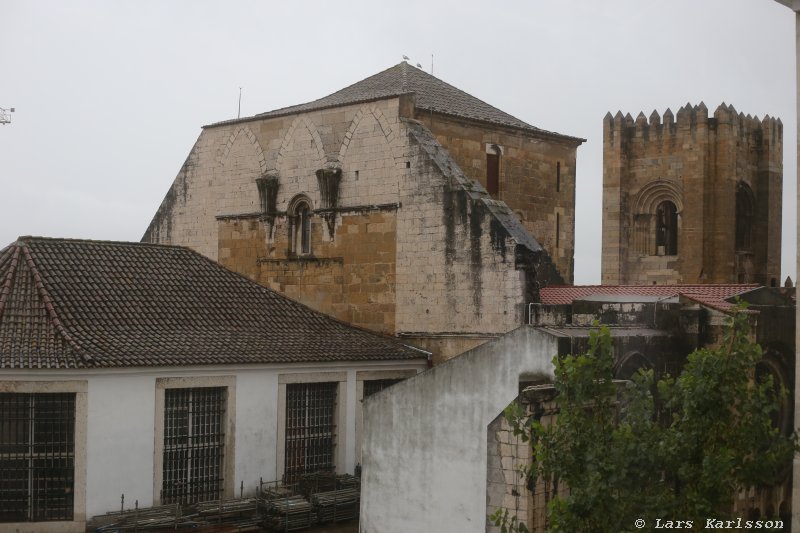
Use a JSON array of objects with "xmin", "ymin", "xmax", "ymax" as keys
[
  {"xmin": 162, "ymin": 388, "xmax": 225, "ymax": 504},
  {"xmin": 285, "ymin": 382, "xmax": 337, "ymax": 484},
  {"xmin": 0, "ymin": 393, "xmax": 75, "ymax": 522},
  {"xmin": 363, "ymin": 379, "xmax": 403, "ymax": 398}
]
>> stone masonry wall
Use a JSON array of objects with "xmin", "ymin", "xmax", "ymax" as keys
[
  {"xmin": 144, "ymin": 96, "xmax": 559, "ymax": 360},
  {"xmin": 419, "ymin": 114, "xmax": 578, "ymax": 283},
  {"xmin": 218, "ymin": 209, "xmax": 397, "ymax": 334},
  {"xmin": 486, "ymin": 412, "xmax": 531, "ymax": 533},
  {"xmin": 394, "ymin": 120, "xmax": 549, "ymax": 344},
  {"xmin": 602, "ymin": 103, "xmax": 782, "ymax": 286}
]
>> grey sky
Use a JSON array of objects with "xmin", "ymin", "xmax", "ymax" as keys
[{"xmin": 1, "ymin": 0, "xmax": 795, "ymax": 284}]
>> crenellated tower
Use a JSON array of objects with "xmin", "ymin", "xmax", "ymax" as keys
[{"xmin": 602, "ymin": 102, "xmax": 782, "ymax": 286}]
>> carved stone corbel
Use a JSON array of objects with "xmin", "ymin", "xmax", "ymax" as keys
[
  {"xmin": 256, "ymin": 170, "xmax": 280, "ymax": 236},
  {"xmin": 316, "ymin": 162, "xmax": 342, "ymax": 237}
]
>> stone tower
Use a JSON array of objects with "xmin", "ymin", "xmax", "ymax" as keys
[{"xmin": 602, "ymin": 103, "xmax": 782, "ymax": 286}]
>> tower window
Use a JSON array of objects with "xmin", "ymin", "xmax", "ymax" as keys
[
  {"xmin": 655, "ymin": 200, "xmax": 678, "ymax": 255},
  {"xmin": 556, "ymin": 212, "xmax": 560, "ymax": 248},
  {"xmin": 556, "ymin": 162, "xmax": 561, "ymax": 192},
  {"xmin": 735, "ymin": 183, "xmax": 755, "ymax": 252},
  {"xmin": 486, "ymin": 145, "xmax": 500, "ymax": 196}
]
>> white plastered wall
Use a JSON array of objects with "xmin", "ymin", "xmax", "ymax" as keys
[
  {"xmin": 360, "ymin": 326, "xmax": 557, "ymax": 533},
  {"xmin": 0, "ymin": 358, "xmax": 425, "ymax": 529}
]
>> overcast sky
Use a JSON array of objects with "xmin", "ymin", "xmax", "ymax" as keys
[{"xmin": 1, "ymin": 0, "xmax": 795, "ymax": 284}]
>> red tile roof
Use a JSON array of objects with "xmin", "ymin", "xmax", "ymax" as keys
[
  {"xmin": 539, "ymin": 284, "xmax": 759, "ymax": 312},
  {"xmin": 0, "ymin": 237, "xmax": 426, "ymax": 369}
]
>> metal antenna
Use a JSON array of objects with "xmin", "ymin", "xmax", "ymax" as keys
[
  {"xmin": 431, "ymin": 54, "xmax": 433, "ymax": 75},
  {"xmin": 237, "ymin": 88, "xmax": 242, "ymax": 119},
  {"xmin": 0, "ymin": 107, "xmax": 15, "ymax": 125}
]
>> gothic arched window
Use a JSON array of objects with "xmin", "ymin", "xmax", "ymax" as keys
[
  {"xmin": 655, "ymin": 200, "xmax": 678, "ymax": 256},
  {"xmin": 289, "ymin": 196, "xmax": 312, "ymax": 256}
]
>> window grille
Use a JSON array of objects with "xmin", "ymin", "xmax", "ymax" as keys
[
  {"xmin": 162, "ymin": 388, "xmax": 225, "ymax": 504},
  {"xmin": 0, "ymin": 393, "xmax": 75, "ymax": 522},
  {"xmin": 363, "ymin": 379, "xmax": 403, "ymax": 398},
  {"xmin": 285, "ymin": 382, "xmax": 337, "ymax": 484}
]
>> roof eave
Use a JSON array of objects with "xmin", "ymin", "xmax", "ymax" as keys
[{"xmin": 419, "ymin": 107, "xmax": 586, "ymax": 146}]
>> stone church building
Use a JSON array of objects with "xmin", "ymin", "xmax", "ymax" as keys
[
  {"xmin": 602, "ymin": 103, "xmax": 783, "ymax": 286},
  {"xmin": 143, "ymin": 62, "xmax": 584, "ymax": 361}
]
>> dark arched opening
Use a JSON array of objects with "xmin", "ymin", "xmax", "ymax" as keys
[{"xmin": 655, "ymin": 200, "xmax": 678, "ymax": 255}]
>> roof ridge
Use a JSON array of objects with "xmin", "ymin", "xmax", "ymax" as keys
[
  {"xmin": 207, "ymin": 62, "xmax": 583, "ymax": 142},
  {"xmin": 19, "ymin": 244, "xmax": 93, "ymax": 364},
  {"xmin": 19, "ymin": 235, "xmax": 190, "ymax": 249},
  {"xmin": 0, "ymin": 244, "xmax": 21, "ymax": 321},
  {"xmin": 250, "ymin": 63, "xmax": 411, "ymax": 120}
]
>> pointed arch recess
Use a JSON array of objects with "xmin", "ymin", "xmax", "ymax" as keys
[
  {"xmin": 338, "ymin": 104, "xmax": 401, "ymax": 165},
  {"xmin": 275, "ymin": 116, "xmax": 326, "ymax": 171},
  {"xmin": 217, "ymin": 125, "xmax": 267, "ymax": 172}
]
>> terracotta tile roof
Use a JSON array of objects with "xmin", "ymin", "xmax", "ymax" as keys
[
  {"xmin": 539, "ymin": 284, "xmax": 760, "ymax": 313},
  {"xmin": 0, "ymin": 237, "xmax": 425, "ymax": 370},
  {"xmin": 208, "ymin": 63, "xmax": 584, "ymax": 143}
]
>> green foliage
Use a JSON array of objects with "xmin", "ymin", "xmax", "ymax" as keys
[
  {"xmin": 495, "ymin": 308, "xmax": 797, "ymax": 533},
  {"xmin": 489, "ymin": 508, "xmax": 530, "ymax": 533}
]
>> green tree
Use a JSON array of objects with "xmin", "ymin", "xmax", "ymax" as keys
[{"xmin": 493, "ymin": 307, "xmax": 797, "ymax": 532}]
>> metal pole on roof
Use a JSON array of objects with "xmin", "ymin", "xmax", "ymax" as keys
[
  {"xmin": 0, "ymin": 107, "xmax": 15, "ymax": 125},
  {"xmin": 238, "ymin": 88, "xmax": 242, "ymax": 119}
]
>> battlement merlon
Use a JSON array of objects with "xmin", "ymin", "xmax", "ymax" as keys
[{"xmin": 604, "ymin": 102, "xmax": 783, "ymax": 147}]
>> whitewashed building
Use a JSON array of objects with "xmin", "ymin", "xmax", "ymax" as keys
[{"xmin": 0, "ymin": 236, "xmax": 427, "ymax": 533}]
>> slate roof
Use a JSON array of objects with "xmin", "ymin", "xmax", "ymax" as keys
[
  {"xmin": 540, "ymin": 284, "xmax": 760, "ymax": 313},
  {"xmin": 208, "ymin": 62, "xmax": 584, "ymax": 142},
  {"xmin": 0, "ymin": 237, "xmax": 425, "ymax": 369}
]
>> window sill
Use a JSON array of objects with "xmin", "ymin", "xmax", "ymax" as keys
[{"xmin": 0, "ymin": 520, "xmax": 85, "ymax": 533}]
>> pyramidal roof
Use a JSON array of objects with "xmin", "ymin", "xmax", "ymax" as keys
[
  {"xmin": 0, "ymin": 237, "xmax": 425, "ymax": 369},
  {"xmin": 209, "ymin": 62, "xmax": 580, "ymax": 140}
]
